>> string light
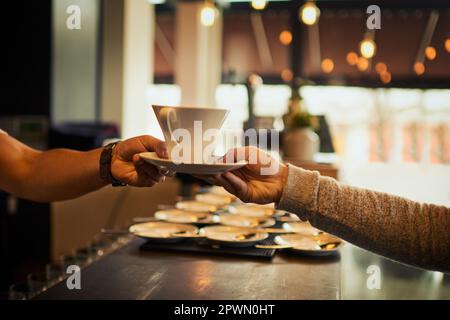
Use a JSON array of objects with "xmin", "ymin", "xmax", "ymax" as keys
[
  {"xmin": 425, "ymin": 46, "xmax": 436, "ymax": 60},
  {"xmin": 251, "ymin": 0, "xmax": 267, "ymax": 10},
  {"xmin": 414, "ymin": 62, "xmax": 425, "ymax": 75},
  {"xmin": 375, "ymin": 62, "xmax": 387, "ymax": 74},
  {"xmin": 445, "ymin": 39, "xmax": 450, "ymax": 53},
  {"xmin": 321, "ymin": 58, "xmax": 334, "ymax": 73},
  {"xmin": 279, "ymin": 30, "xmax": 292, "ymax": 46},
  {"xmin": 346, "ymin": 52, "xmax": 359, "ymax": 66},
  {"xmin": 380, "ymin": 71, "xmax": 392, "ymax": 84},
  {"xmin": 281, "ymin": 68, "xmax": 293, "ymax": 82},
  {"xmin": 357, "ymin": 57, "xmax": 369, "ymax": 71},
  {"xmin": 200, "ymin": 2, "xmax": 217, "ymax": 27},
  {"xmin": 299, "ymin": 1, "xmax": 320, "ymax": 26},
  {"xmin": 360, "ymin": 38, "xmax": 376, "ymax": 59}
]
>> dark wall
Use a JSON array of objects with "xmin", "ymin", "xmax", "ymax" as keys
[
  {"xmin": 0, "ymin": 1, "xmax": 52, "ymax": 291},
  {"xmin": 2, "ymin": 1, "xmax": 52, "ymax": 116}
]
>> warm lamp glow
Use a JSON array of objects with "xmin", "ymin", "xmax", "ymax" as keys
[
  {"xmin": 200, "ymin": 4, "xmax": 216, "ymax": 27},
  {"xmin": 321, "ymin": 58, "xmax": 334, "ymax": 73},
  {"xmin": 346, "ymin": 52, "xmax": 358, "ymax": 66},
  {"xmin": 425, "ymin": 46, "xmax": 436, "ymax": 60},
  {"xmin": 380, "ymin": 71, "xmax": 392, "ymax": 84},
  {"xmin": 375, "ymin": 62, "xmax": 387, "ymax": 74},
  {"xmin": 414, "ymin": 62, "xmax": 425, "ymax": 75},
  {"xmin": 251, "ymin": 0, "xmax": 267, "ymax": 10},
  {"xmin": 445, "ymin": 39, "xmax": 450, "ymax": 53},
  {"xmin": 300, "ymin": 2, "xmax": 320, "ymax": 26},
  {"xmin": 360, "ymin": 38, "xmax": 376, "ymax": 59},
  {"xmin": 357, "ymin": 57, "xmax": 369, "ymax": 71},
  {"xmin": 281, "ymin": 69, "xmax": 293, "ymax": 82},
  {"xmin": 279, "ymin": 30, "xmax": 293, "ymax": 46}
]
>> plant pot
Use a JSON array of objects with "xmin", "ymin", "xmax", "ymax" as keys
[{"xmin": 283, "ymin": 128, "xmax": 320, "ymax": 161}]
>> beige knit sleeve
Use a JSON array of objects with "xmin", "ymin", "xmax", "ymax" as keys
[{"xmin": 277, "ymin": 164, "xmax": 450, "ymax": 272}]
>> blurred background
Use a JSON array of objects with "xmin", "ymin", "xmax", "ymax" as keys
[{"xmin": 1, "ymin": 0, "xmax": 449, "ymax": 299}]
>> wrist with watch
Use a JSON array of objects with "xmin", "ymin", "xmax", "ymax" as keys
[{"xmin": 99, "ymin": 142, "xmax": 127, "ymax": 187}]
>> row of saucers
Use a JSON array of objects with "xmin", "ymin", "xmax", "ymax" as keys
[{"xmin": 131, "ymin": 186, "xmax": 343, "ymax": 254}]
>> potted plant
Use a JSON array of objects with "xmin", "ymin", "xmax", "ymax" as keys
[{"xmin": 282, "ymin": 89, "xmax": 320, "ymax": 161}]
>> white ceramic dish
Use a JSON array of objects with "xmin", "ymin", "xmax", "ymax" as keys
[
  {"xmin": 140, "ymin": 152, "xmax": 247, "ymax": 175},
  {"xmin": 228, "ymin": 203, "xmax": 279, "ymax": 218},
  {"xmin": 200, "ymin": 225, "xmax": 269, "ymax": 247},
  {"xmin": 129, "ymin": 221, "xmax": 199, "ymax": 243},
  {"xmin": 282, "ymin": 222, "xmax": 321, "ymax": 236},
  {"xmin": 195, "ymin": 193, "xmax": 233, "ymax": 206},
  {"xmin": 154, "ymin": 209, "xmax": 219, "ymax": 225},
  {"xmin": 175, "ymin": 200, "xmax": 220, "ymax": 213},
  {"xmin": 274, "ymin": 234, "xmax": 342, "ymax": 256},
  {"xmin": 219, "ymin": 214, "xmax": 276, "ymax": 228}
]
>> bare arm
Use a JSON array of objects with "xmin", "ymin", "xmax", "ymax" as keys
[{"xmin": 0, "ymin": 134, "xmax": 167, "ymax": 202}]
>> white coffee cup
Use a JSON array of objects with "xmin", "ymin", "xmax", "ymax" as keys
[{"xmin": 152, "ymin": 105, "xmax": 229, "ymax": 164}]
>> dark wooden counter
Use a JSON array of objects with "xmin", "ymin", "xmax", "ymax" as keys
[{"xmin": 36, "ymin": 238, "xmax": 340, "ymax": 300}]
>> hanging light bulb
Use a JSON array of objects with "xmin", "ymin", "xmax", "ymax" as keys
[
  {"xmin": 251, "ymin": 0, "xmax": 267, "ymax": 10},
  {"xmin": 414, "ymin": 62, "xmax": 425, "ymax": 75},
  {"xmin": 380, "ymin": 71, "xmax": 392, "ymax": 84},
  {"xmin": 360, "ymin": 37, "xmax": 376, "ymax": 59},
  {"xmin": 299, "ymin": 1, "xmax": 320, "ymax": 26},
  {"xmin": 321, "ymin": 58, "xmax": 334, "ymax": 73},
  {"xmin": 281, "ymin": 68, "xmax": 293, "ymax": 82},
  {"xmin": 200, "ymin": 2, "xmax": 217, "ymax": 27},
  {"xmin": 279, "ymin": 30, "xmax": 293, "ymax": 46},
  {"xmin": 346, "ymin": 52, "xmax": 359, "ymax": 66},
  {"xmin": 445, "ymin": 39, "xmax": 450, "ymax": 53},
  {"xmin": 357, "ymin": 57, "xmax": 369, "ymax": 71},
  {"xmin": 425, "ymin": 46, "xmax": 437, "ymax": 60},
  {"xmin": 375, "ymin": 62, "xmax": 387, "ymax": 74}
]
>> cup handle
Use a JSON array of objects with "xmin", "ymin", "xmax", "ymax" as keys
[{"xmin": 159, "ymin": 108, "xmax": 178, "ymax": 143}]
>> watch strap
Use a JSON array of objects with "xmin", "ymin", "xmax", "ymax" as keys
[{"xmin": 99, "ymin": 142, "xmax": 127, "ymax": 187}]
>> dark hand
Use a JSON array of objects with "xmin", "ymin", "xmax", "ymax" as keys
[
  {"xmin": 198, "ymin": 147, "xmax": 288, "ymax": 204},
  {"xmin": 111, "ymin": 135, "xmax": 168, "ymax": 187}
]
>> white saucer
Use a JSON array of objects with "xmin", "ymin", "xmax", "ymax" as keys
[
  {"xmin": 274, "ymin": 234, "xmax": 343, "ymax": 256},
  {"xmin": 200, "ymin": 226, "xmax": 269, "ymax": 247},
  {"xmin": 129, "ymin": 221, "xmax": 199, "ymax": 243},
  {"xmin": 139, "ymin": 152, "xmax": 247, "ymax": 175}
]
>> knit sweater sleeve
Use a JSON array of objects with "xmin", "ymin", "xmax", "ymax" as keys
[{"xmin": 277, "ymin": 164, "xmax": 450, "ymax": 272}]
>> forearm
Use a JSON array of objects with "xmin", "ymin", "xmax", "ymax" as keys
[
  {"xmin": 0, "ymin": 137, "xmax": 107, "ymax": 202},
  {"xmin": 23, "ymin": 148, "xmax": 107, "ymax": 202},
  {"xmin": 278, "ymin": 165, "xmax": 450, "ymax": 272}
]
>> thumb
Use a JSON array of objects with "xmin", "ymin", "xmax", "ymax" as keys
[
  {"xmin": 155, "ymin": 140, "xmax": 168, "ymax": 159},
  {"xmin": 133, "ymin": 154, "xmax": 144, "ymax": 165},
  {"xmin": 139, "ymin": 135, "xmax": 168, "ymax": 158}
]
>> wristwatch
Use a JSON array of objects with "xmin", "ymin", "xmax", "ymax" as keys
[{"xmin": 99, "ymin": 142, "xmax": 127, "ymax": 187}]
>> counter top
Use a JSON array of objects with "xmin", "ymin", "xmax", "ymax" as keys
[
  {"xmin": 36, "ymin": 238, "xmax": 340, "ymax": 300},
  {"xmin": 35, "ymin": 238, "xmax": 450, "ymax": 300}
]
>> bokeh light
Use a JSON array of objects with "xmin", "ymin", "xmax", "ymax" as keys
[
  {"xmin": 414, "ymin": 62, "xmax": 425, "ymax": 75},
  {"xmin": 425, "ymin": 46, "xmax": 436, "ymax": 60},
  {"xmin": 321, "ymin": 58, "xmax": 334, "ymax": 73},
  {"xmin": 279, "ymin": 30, "xmax": 292, "ymax": 46},
  {"xmin": 346, "ymin": 52, "xmax": 359, "ymax": 66},
  {"xmin": 251, "ymin": 0, "xmax": 267, "ymax": 10},
  {"xmin": 281, "ymin": 68, "xmax": 293, "ymax": 82},
  {"xmin": 357, "ymin": 57, "xmax": 369, "ymax": 71},
  {"xmin": 300, "ymin": 2, "xmax": 320, "ymax": 26},
  {"xmin": 360, "ymin": 38, "xmax": 376, "ymax": 59},
  {"xmin": 200, "ymin": 5, "xmax": 216, "ymax": 27},
  {"xmin": 380, "ymin": 71, "xmax": 392, "ymax": 84},
  {"xmin": 375, "ymin": 62, "xmax": 387, "ymax": 74}
]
